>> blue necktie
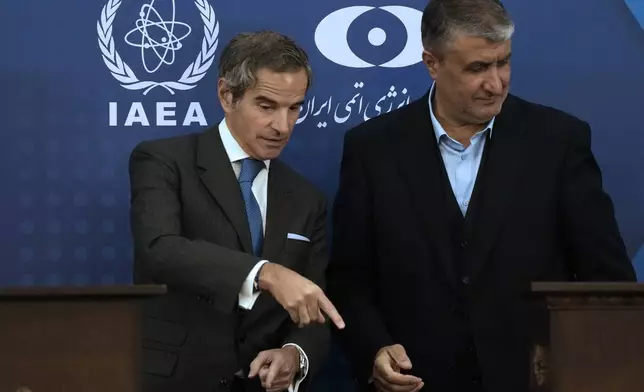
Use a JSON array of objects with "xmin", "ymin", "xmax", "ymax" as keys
[{"xmin": 238, "ymin": 158, "xmax": 265, "ymax": 256}]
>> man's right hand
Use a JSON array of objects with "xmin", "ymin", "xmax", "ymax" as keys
[
  {"xmin": 373, "ymin": 344, "xmax": 424, "ymax": 392},
  {"xmin": 258, "ymin": 262, "xmax": 345, "ymax": 329}
]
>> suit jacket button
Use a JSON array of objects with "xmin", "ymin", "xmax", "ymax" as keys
[
  {"xmin": 461, "ymin": 276, "xmax": 470, "ymax": 285},
  {"xmin": 460, "ymin": 240, "xmax": 468, "ymax": 249},
  {"xmin": 219, "ymin": 378, "xmax": 229, "ymax": 388}
]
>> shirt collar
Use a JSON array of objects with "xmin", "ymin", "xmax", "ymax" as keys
[
  {"xmin": 218, "ymin": 118, "xmax": 271, "ymax": 169},
  {"xmin": 428, "ymin": 82, "xmax": 495, "ymax": 143}
]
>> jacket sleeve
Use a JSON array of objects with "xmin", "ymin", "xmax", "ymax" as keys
[
  {"xmin": 559, "ymin": 122, "xmax": 636, "ymax": 281},
  {"xmin": 129, "ymin": 142, "xmax": 261, "ymax": 314},
  {"xmin": 327, "ymin": 131, "xmax": 395, "ymax": 381},
  {"xmin": 281, "ymin": 195, "xmax": 331, "ymax": 387}
]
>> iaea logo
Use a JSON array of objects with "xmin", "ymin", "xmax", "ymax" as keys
[
  {"xmin": 624, "ymin": 0, "xmax": 644, "ymax": 29},
  {"xmin": 97, "ymin": 0, "xmax": 219, "ymax": 95},
  {"xmin": 315, "ymin": 5, "xmax": 423, "ymax": 68}
]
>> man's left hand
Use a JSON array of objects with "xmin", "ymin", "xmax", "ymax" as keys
[{"xmin": 248, "ymin": 347, "xmax": 300, "ymax": 392}]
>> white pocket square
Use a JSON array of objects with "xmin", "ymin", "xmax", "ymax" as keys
[{"xmin": 287, "ymin": 233, "xmax": 310, "ymax": 242}]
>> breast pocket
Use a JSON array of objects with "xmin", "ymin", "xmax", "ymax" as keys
[
  {"xmin": 285, "ymin": 237, "xmax": 312, "ymax": 254},
  {"xmin": 282, "ymin": 238, "xmax": 312, "ymax": 272}
]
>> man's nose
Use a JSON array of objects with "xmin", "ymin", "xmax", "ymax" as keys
[
  {"xmin": 272, "ymin": 110, "xmax": 290, "ymax": 134},
  {"xmin": 484, "ymin": 69, "xmax": 503, "ymax": 95}
]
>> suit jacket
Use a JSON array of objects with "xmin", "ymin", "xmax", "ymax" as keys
[
  {"xmin": 327, "ymin": 91, "xmax": 636, "ymax": 392},
  {"xmin": 129, "ymin": 125, "xmax": 330, "ymax": 392}
]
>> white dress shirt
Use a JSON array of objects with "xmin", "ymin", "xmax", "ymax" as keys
[
  {"xmin": 219, "ymin": 118, "xmax": 308, "ymax": 392},
  {"xmin": 428, "ymin": 82, "xmax": 495, "ymax": 216}
]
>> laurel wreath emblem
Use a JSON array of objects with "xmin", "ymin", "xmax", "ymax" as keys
[{"xmin": 97, "ymin": 0, "xmax": 219, "ymax": 95}]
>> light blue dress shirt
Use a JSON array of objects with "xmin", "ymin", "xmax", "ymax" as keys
[{"xmin": 428, "ymin": 83, "xmax": 495, "ymax": 216}]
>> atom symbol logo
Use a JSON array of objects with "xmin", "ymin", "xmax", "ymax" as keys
[
  {"xmin": 97, "ymin": 0, "xmax": 219, "ymax": 95},
  {"xmin": 124, "ymin": 0, "xmax": 192, "ymax": 74}
]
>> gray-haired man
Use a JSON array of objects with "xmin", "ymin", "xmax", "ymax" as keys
[
  {"xmin": 327, "ymin": 1, "xmax": 635, "ymax": 391},
  {"xmin": 130, "ymin": 31, "xmax": 344, "ymax": 392}
]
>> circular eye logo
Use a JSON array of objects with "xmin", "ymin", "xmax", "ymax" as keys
[{"xmin": 314, "ymin": 5, "xmax": 423, "ymax": 68}]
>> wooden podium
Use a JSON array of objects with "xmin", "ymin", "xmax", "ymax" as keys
[
  {"xmin": 0, "ymin": 285, "xmax": 166, "ymax": 392},
  {"xmin": 530, "ymin": 282, "xmax": 644, "ymax": 392}
]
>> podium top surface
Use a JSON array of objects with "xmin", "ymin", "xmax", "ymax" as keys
[
  {"xmin": 0, "ymin": 284, "xmax": 166, "ymax": 298},
  {"xmin": 531, "ymin": 282, "xmax": 644, "ymax": 296}
]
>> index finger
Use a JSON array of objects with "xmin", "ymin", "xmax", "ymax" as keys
[
  {"xmin": 317, "ymin": 294, "xmax": 345, "ymax": 329},
  {"xmin": 248, "ymin": 352, "xmax": 270, "ymax": 378}
]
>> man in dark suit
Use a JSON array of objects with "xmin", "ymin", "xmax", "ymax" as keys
[
  {"xmin": 327, "ymin": 1, "xmax": 636, "ymax": 392},
  {"xmin": 129, "ymin": 31, "xmax": 344, "ymax": 392}
]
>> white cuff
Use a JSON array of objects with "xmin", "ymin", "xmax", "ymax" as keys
[
  {"xmin": 283, "ymin": 343, "xmax": 308, "ymax": 392},
  {"xmin": 238, "ymin": 260, "xmax": 269, "ymax": 310}
]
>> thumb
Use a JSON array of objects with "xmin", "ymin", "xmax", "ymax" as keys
[
  {"xmin": 388, "ymin": 344, "xmax": 412, "ymax": 370},
  {"xmin": 248, "ymin": 351, "xmax": 271, "ymax": 378}
]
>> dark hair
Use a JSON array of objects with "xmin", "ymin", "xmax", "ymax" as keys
[
  {"xmin": 218, "ymin": 30, "xmax": 312, "ymax": 102},
  {"xmin": 421, "ymin": 0, "xmax": 514, "ymax": 53}
]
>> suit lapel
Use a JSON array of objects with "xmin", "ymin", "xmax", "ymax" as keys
[
  {"xmin": 197, "ymin": 127, "xmax": 253, "ymax": 254},
  {"xmin": 396, "ymin": 92, "xmax": 458, "ymax": 287},
  {"xmin": 261, "ymin": 160, "xmax": 293, "ymax": 262},
  {"xmin": 465, "ymin": 96, "xmax": 529, "ymax": 280}
]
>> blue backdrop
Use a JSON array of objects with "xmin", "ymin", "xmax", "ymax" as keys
[{"xmin": 1, "ymin": 0, "xmax": 643, "ymax": 388}]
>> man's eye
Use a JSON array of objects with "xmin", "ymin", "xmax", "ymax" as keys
[{"xmin": 470, "ymin": 65, "xmax": 486, "ymax": 73}]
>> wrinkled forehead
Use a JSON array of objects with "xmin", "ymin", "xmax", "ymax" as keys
[
  {"xmin": 249, "ymin": 69, "xmax": 308, "ymax": 106},
  {"xmin": 445, "ymin": 35, "xmax": 512, "ymax": 63}
]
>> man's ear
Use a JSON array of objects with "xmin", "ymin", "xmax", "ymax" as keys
[
  {"xmin": 218, "ymin": 78, "xmax": 234, "ymax": 113},
  {"xmin": 422, "ymin": 50, "xmax": 440, "ymax": 80}
]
